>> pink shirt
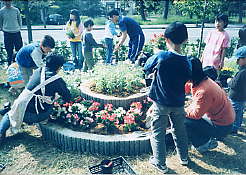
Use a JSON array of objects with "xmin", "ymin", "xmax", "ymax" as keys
[
  {"xmin": 202, "ymin": 30, "xmax": 230, "ymax": 69},
  {"xmin": 185, "ymin": 78, "xmax": 235, "ymax": 126}
]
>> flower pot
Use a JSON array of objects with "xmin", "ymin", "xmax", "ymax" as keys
[{"xmin": 100, "ymin": 159, "xmax": 113, "ymax": 174}]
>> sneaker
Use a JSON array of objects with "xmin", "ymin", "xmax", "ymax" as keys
[
  {"xmin": 149, "ymin": 157, "xmax": 169, "ymax": 174},
  {"xmin": 193, "ymin": 138, "xmax": 218, "ymax": 153},
  {"xmin": 180, "ymin": 158, "xmax": 189, "ymax": 166}
]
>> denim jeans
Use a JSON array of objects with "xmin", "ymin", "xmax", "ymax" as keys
[
  {"xmin": 185, "ymin": 116, "xmax": 233, "ymax": 147},
  {"xmin": 105, "ymin": 38, "xmax": 113, "ymax": 64},
  {"xmin": 150, "ymin": 102, "xmax": 188, "ymax": 166},
  {"xmin": 70, "ymin": 41, "xmax": 84, "ymax": 69},
  {"xmin": 0, "ymin": 108, "xmax": 52, "ymax": 136},
  {"xmin": 230, "ymin": 100, "xmax": 246, "ymax": 132}
]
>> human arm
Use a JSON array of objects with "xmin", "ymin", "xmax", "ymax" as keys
[
  {"xmin": 86, "ymin": 33, "xmax": 104, "ymax": 48},
  {"xmin": 17, "ymin": 9, "xmax": 22, "ymax": 29},
  {"xmin": 185, "ymin": 90, "xmax": 212, "ymax": 119},
  {"xmin": 0, "ymin": 11, "xmax": 3, "ymax": 31},
  {"xmin": 218, "ymin": 48, "xmax": 226, "ymax": 70},
  {"xmin": 114, "ymin": 31, "xmax": 127, "ymax": 52},
  {"xmin": 56, "ymin": 78, "xmax": 71, "ymax": 102},
  {"xmin": 228, "ymin": 71, "xmax": 246, "ymax": 90}
]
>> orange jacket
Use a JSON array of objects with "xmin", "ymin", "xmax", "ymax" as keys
[{"xmin": 185, "ymin": 78, "xmax": 235, "ymax": 126}]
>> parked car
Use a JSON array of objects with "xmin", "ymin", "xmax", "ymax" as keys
[{"xmin": 46, "ymin": 14, "xmax": 65, "ymax": 25}]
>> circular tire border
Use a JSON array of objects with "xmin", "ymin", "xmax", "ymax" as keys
[
  {"xmin": 80, "ymin": 83, "xmax": 148, "ymax": 108},
  {"xmin": 39, "ymin": 123, "xmax": 152, "ymax": 156}
]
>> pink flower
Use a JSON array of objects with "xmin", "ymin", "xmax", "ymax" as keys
[
  {"xmin": 104, "ymin": 104, "xmax": 113, "ymax": 111},
  {"xmin": 80, "ymin": 120, "xmax": 84, "ymax": 125},
  {"xmin": 124, "ymin": 115, "xmax": 135, "ymax": 124},
  {"xmin": 108, "ymin": 113, "xmax": 117, "ymax": 121},
  {"xmin": 73, "ymin": 114, "xmax": 79, "ymax": 121},
  {"xmin": 85, "ymin": 117, "xmax": 94, "ymax": 123},
  {"xmin": 66, "ymin": 114, "xmax": 71, "ymax": 118}
]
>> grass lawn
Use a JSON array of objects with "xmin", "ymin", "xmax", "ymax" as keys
[{"xmin": 0, "ymin": 67, "xmax": 246, "ymax": 174}]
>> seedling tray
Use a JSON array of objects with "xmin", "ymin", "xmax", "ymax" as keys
[{"xmin": 89, "ymin": 156, "xmax": 137, "ymax": 174}]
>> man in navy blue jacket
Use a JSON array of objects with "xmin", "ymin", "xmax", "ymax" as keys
[
  {"xmin": 145, "ymin": 22, "xmax": 192, "ymax": 173},
  {"xmin": 108, "ymin": 10, "xmax": 145, "ymax": 63}
]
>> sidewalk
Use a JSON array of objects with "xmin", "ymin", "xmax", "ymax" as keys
[{"xmin": 21, "ymin": 23, "xmax": 244, "ymax": 31}]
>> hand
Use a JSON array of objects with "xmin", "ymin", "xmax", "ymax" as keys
[{"xmin": 114, "ymin": 44, "xmax": 121, "ymax": 52}]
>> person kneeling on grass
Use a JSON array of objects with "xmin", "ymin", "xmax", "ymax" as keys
[
  {"xmin": 0, "ymin": 53, "xmax": 71, "ymax": 143},
  {"xmin": 184, "ymin": 58, "xmax": 235, "ymax": 153}
]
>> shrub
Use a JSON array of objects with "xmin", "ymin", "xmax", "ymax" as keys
[{"xmin": 91, "ymin": 62, "xmax": 145, "ymax": 97}]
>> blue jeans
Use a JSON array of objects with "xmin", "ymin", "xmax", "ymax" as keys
[
  {"xmin": 0, "ymin": 108, "xmax": 52, "ymax": 136},
  {"xmin": 185, "ymin": 116, "xmax": 233, "ymax": 147},
  {"xmin": 70, "ymin": 41, "xmax": 84, "ymax": 69},
  {"xmin": 230, "ymin": 100, "xmax": 245, "ymax": 132},
  {"xmin": 105, "ymin": 38, "xmax": 113, "ymax": 64},
  {"xmin": 150, "ymin": 102, "xmax": 188, "ymax": 166}
]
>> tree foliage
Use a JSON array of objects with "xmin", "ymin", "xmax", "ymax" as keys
[{"xmin": 173, "ymin": 0, "xmax": 229, "ymax": 22}]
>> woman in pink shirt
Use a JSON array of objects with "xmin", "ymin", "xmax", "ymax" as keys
[
  {"xmin": 201, "ymin": 14, "xmax": 230, "ymax": 70},
  {"xmin": 185, "ymin": 58, "xmax": 235, "ymax": 153}
]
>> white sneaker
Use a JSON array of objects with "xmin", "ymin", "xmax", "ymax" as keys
[
  {"xmin": 180, "ymin": 158, "xmax": 189, "ymax": 165},
  {"xmin": 149, "ymin": 157, "xmax": 169, "ymax": 174}
]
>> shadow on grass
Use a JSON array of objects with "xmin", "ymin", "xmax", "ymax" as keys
[{"xmin": 190, "ymin": 135, "xmax": 246, "ymax": 174}]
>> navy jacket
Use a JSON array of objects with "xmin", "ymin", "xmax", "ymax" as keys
[
  {"xmin": 146, "ymin": 51, "xmax": 192, "ymax": 107},
  {"xmin": 26, "ymin": 68, "xmax": 71, "ymax": 113}
]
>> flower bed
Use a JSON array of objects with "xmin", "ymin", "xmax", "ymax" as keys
[{"xmin": 50, "ymin": 96, "xmax": 152, "ymax": 134}]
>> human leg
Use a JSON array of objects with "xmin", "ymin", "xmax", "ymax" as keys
[
  {"xmin": 128, "ymin": 34, "xmax": 145, "ymax": 63},
  {"xmin": 70, "ymin": 41, "xmax": 78, "ymax": 67},
  {"xmin": 169, "ymin": 107, "xmax": 188, "ymax": 163},
  {"xmin": 83, "ymin": 51, "xmax": 94, "ymax": 72},
  {"xmin": 105, "ymin": 38, "xmax": 113, "ymax": 64},
  {"xmin": 0, "ymin": 114, "xmax": 11, "ymax": 138},
  {"xmin": 23, "ymin": 108, "xmax": 52, "ymax": 125},
  {"xmin": 13, "ymin": 32, "xmax": 23, "ymax": 52},
  {"xmin": 184, "ymin": 117, "xmax": 214, "ymax": 147},
  {"xmin": 150, "ymin": 102, "xmax": 169, "ymax": 167},
  {"xmin": 4, "ymin": 32, "xmax": 14, "ymax": 66},
  {"xmin": 231, "ymin": 100, "xmax": 245, "ymax": 133},
  {"xmin": 77, "ymin": 42, "xmax": 84, "ymax": 70}
]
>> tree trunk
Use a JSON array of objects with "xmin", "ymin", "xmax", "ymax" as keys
[
  {"xmin": 24, "ymin": 0, "xmax": 33, "ymax": 43},
  {"xmin": 163, "ymin": 0, "xmax": 169, "ymax": 19},
  {"xmin": 238, "ymin": 0, "xmax": 243, "ymax": 23},
  {"xmin": 139, "ymin": 0, "xmax": 146, "ymax": 21},
  {"xmin": 40, "ymin": 8, "xmax": 47, "ymax": 29}
]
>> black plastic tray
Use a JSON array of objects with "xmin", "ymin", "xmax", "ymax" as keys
[{"xmin": 89, "ymin": 156, "xmax": 136, "ymax": 174}]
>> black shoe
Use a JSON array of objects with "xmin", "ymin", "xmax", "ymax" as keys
[
  {"xmin": 0, "ymin": 164, "xmax": 5, "ymax": 172},
  {"xmin": 0, "ymin": 102, "xmax": 11, "ymax": 115}
]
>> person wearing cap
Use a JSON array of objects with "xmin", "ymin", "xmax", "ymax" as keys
[
  {"xmin": 0, "ymin": 53, "xmax": 71, "ymax": 144},
  {"xmin": 201, "ymin": 14, "xmax": 230, "ymax": 70},
  {"xmin": 185, "ymin": 58, "xmax": 235, "ymax": 153},
  {"xmin": 108, "ymin": 9, "xmax": 145, "ymax": 63},
  {"xmin": 228, "ymin": 46, "xmax": 246, "ymax": 135},
  {"xmin": 145, "ymin": 21, "xmax": 191, "ymax": 173}
]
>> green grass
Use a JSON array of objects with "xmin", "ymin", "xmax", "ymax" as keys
[{"xmin": 0, "ymin": 66, "xmax": 246, "ymax": 174}]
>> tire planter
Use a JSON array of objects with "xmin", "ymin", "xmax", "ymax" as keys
[
  {"xmin": 80, "ymin": 82, "xmax": 147, "ymax": 108},
  {"xmin": 39, "ymin": 122, "xmax": 152, "ymax": 156}
]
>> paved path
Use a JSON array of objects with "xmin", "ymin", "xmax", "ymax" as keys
[{"xmin": 0, "ymin": 23, "xmax": 243, "ymax": 45}]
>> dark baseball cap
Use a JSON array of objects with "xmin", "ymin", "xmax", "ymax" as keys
[{"xmin": 164, "ymin": 21, "xmax": 188, "ymax": 44}]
